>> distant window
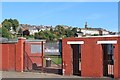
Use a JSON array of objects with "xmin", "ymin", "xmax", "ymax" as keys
[{"xmin": 31, "ymin": 45, "xmax": 41, "ymax": 53}]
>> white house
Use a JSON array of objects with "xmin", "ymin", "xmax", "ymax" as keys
[
  {"xmin": 76, "ymin": 22, "xmax": 111, "ymax": 37},
  {"xmin": 29, "ymin": 27, "xmax": 39, "ymax": 35},
  {"xmin": 80, "ymin": 29, "xmax": 99, "ymax": 35}
]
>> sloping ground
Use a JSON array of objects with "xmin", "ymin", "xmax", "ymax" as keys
[{"xmin": 1, "ymin": 71, "xmax": 114, "ymax": 80}]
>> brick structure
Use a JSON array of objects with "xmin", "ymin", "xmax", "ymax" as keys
[
  {"xmin": 0, "ymin": 37, "xmax": 45, "ymax": 72},
  {"xmin": 62, "ymin": 35, "xmax": 120, "ymax": 79}
]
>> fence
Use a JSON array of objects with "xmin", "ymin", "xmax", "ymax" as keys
[
  {"xmin": 44, "ymin": 42, "xmax": 61, "ymax": 55},
  {"xmin": 43, "ymin": 42, "xmax": 62, "ymax": 74}
]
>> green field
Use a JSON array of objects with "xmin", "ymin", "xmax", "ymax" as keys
[{"xmin": 44, "ymin": 55, "xmax": 62, "ymax": 65}]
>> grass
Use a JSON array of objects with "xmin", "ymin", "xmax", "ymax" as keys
[{"xmin": 44, "ymin": 55, "xmax": 62, "ymax": 65}]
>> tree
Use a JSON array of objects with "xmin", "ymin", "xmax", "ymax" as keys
[
  {"xmin": 2, "ymin": 19, "xmax": 19, "ymax": 32},
  {"xmin": 34, "ymin": 33, "xmax": 41, "ymax": 39},
  {"xmin": 23, "ymin": 30, "xmax": 30, "ymax": 36},
  {"xmin": 65, "ymin": 29, "xmax": 74, "ymax": 37},
  {"xmin": 55, "ymin": 25, "xmax": 64, "ymax": 30},
  {"xmin": 33, "ymin": 25, "xmax": 79, "ymax": 41},
  {"xmin": 2, "ymin": 19, "xmax": 12, "ymax": 31},
  {"xmin": 50, "ymin": 28, "xmax": 54, "ymax": 33},
  {"xmin": 1, "ymin": 27, "xmax": 12, "ymax": 38},
  {"xmin": 18, "ymin": 28, "xmax": 23, "ymax": 35},
  {"xmin": 71, "ymin": 27, "xmax": 77, "ymax": 33},
  {"xmin": 12, "ymin": 19, "xmax": 19, "ymax": 32},
  {"xmin": 55, "ymin": 25, "xmax": 65, "ymax": 35}
]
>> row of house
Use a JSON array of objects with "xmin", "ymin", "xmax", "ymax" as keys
[
  {"xmin": 7, "ymin": 23, "xmax": 117, "ymax": 36},
  {"xmin": 76, "ymin": 22, "xmax": 116, "ymax": 37},
  {"xmin": 19, "ymin": 24, "xmax": 52, "ymax": 35}
]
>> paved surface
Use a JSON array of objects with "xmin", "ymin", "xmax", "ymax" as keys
[
  {"xmin": 1, "ymin": 71, "xmax": 80, "ymax": 78},
  {"xmin": 0, "ymin": 71, "xmax": 114, "ymax": 80}
]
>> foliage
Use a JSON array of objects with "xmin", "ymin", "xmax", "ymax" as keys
[
  {"xmin": 65, "ymin": 29, "xmax": 74, "ymax": 37},
  {"xmin": 18, "ymin": 28, "xmax": 23, "ymax": 35},
  {"xmin": 71, "ymin": 27, "xmax": 77, "ymax": 33},
  {"xmin": 1, "ymin": 18, "xmax": 19, "ymax": 39},
  {"xmin": 92, "ymin": 34, "xmax": 99, "ymax": 36},
  {"xmin": 11, "ymin": 19, "xmax": 19, "ymax": 31},
  {"xmin": 2, "ymin": 19, "xmax": 12, "ymax": 31},
  {"xmin": 34, "ymin": 25, "xmax": 77, "ymax": 41},
  {"xmin": 23, "ymin": 30, "xmax": 30, "ymax": 36},
  {"xmin": 1, "ymin": 19, "xmax": 79, "ymax": 40},
  {"xmin": 0, "ymin": 27, "xmax": 12, "ymax": 38},
  {"xmin": 2, "ymin": 19, "xmax": 19, "ymax": 32}
]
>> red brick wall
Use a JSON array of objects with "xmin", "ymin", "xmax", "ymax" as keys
[
  {"xmin": 8, "ymin": 44, "xmax": 16, "ymax": 71},
  {"xmin": 25, "ymin": 42, "xmax": 43, "ymax": 67},
  {"xmin": 118, "ymin": 37, "xmax": 120, "ymax": 78},
  {"xmin": 113, "ymin": 37, "xmax": 120, "ymax": 79},
  {"xmin": 1, "ymin": 38, "xmax": 25, "ymax": 72},
  {"xmin": 81, "ymin": 38, "xmax": 103, "ymax": 77},
  {"xmin": 2, "ymin": 44, "xmax": 9, "ymax": 71},
  {"xmin": 62, "ymin": 36, "xmax": 120, "ymax": 78},
  {"xmin": 1, "ymin": 38, "xmax": 44, "ymax": 72},
  {"xmin": 1, "ymin": 43, "xmax": 16, "ymax": 71},
  {"xmin": 62, "ymin": 38, "xmax": 72, "ymax": 75}
]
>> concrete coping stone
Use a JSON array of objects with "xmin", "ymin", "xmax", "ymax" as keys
[
  {"xmin": 0, "ymin": 41, "xmax": 18, "ymax": 44},
  {"xmin": 18, "ymin": 37, "xmax": 26, "ymax": 40},
  {"xmin": 25, "ymin": 39, "xmax": 46, "ymax": 42}
]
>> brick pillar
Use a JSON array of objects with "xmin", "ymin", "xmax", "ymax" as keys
[
  {"xmin": 114, "ymin": 39, "xmax": 120, "ymax": 79},
  {"xmin": 16, "ymin": 37, "xmax": 26, "ymax": 72}
]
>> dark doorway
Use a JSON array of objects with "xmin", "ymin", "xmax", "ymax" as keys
[
  {"xmin": 102, "ymin": 44, "xmax": 114, "ymax": 78},
  {"xmin": 71, "ymin": 44, "xmax": 81, "ymax": 76}
]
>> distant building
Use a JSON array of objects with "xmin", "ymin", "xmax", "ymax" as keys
[
  {"xmin": 29, "ymin": 27, "xmax": 39, "ymax": 35},
  {"xmin": 76, "ymin": 22, "xmax": 111, "ymax": 37},
  {"xmin": 19, "ymin": 24, "xmax": 52, "ymax": 35}
]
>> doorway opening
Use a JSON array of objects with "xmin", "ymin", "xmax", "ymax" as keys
[
  {"xmin": 71, "ymin": 44, "xmax": 81, "ymax": 76},
  {"xmin": 102, "ymin": 44, "xmax": 114, "ymax": 78}
]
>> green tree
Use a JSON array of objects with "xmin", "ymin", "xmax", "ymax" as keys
[
  {"xmin": 1, "ymin": 27, "xmax": 12, "ymax": 38},
  {"xmin": 34, "ymin": 25, "xmax": 79, "ymax": 41},
  {"xmin": 8, "ymin": 19, "xmax": 19, "ymax": 32},
  {"xmin": 18, "ymin": 28, "xmax": 23, "ymax": 35},
  {"xmin": 65, "ymin": 29, "xmax": 74, "ymax": 37},
  {"xmin": 12, "ymin": 19, "xmax": 19, "ymax": 32},
  {"xmin": 55, "ymin": 25, "xmax": 65, "ymax": 35},
  {"xmin": 50, "ymin": 28, "xmax": 54, "ymax": 33},
  {"xmin": 2, "ymin": 19, "xmax": 19, "ymax": 32},
  {"xmin": 34, "ymin": 33, "xmax": 40, "ymax": 39},
  {"xmin": 71, "ymin": 27, "xmax": 77, "ymax": 34},
  {"xmin": 2, "ymin": 19, "xmax": 12, "ymax": 30}
]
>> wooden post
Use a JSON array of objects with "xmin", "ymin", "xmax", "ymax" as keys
[{"xmin": 41, "ymin": 41, "xmax": 44, "ymax": 72}]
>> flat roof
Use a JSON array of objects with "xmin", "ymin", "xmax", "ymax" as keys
[
  {"xmin": 0, "ymin": 39, "xmax": 46, "ymax": 43},
  {"xmin": 25, "ymin": 39, "xmax": 46, "ymax": 42},
  {"xmin": 76, "ymin": 35, "xmax": 120, "ymax": 38},
  {"xmin": 0, "ymin": 41, "xmax": 18, "ymax": 44}
]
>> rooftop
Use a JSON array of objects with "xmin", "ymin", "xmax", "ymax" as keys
[{"xmin": 76, "ymin": 34, "xmax": 120, "ymax": 38}]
